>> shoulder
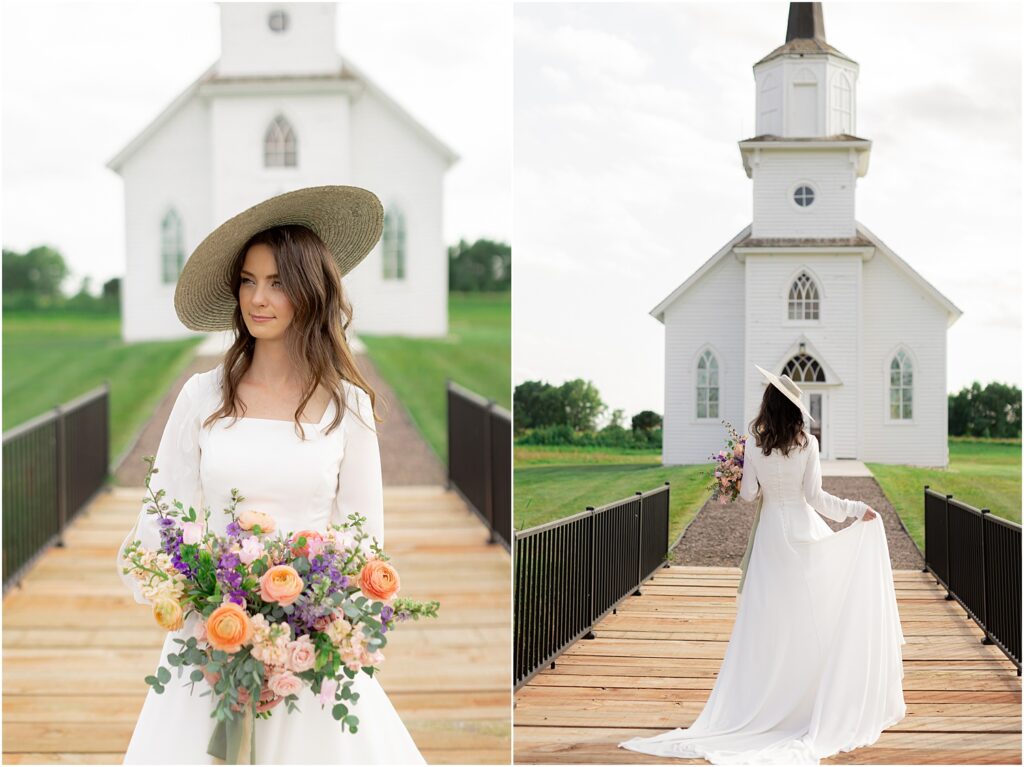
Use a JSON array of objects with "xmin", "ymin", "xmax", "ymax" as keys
[{"xmin": 340, "ymin": 380, "xmax": 375, "ymax": 425}]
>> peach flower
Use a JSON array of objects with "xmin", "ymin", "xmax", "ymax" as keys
[
  {"xmin": 237, "ymin": 510, "xmax": 277, "ymax": 534},
  {"xmin": 152, "ymin": 598, "xmax": 184, "ymax": 631},
  {"xmin": 359, "ymin": 559, "xmax": 400, "ymax": 601},
  {"xmin": 259, "ymin": 565, "xmax": 304, "ymax": 606},
  {"xmin": 289, "ymin": 530, "xmax": 324, "ymax": 559},
  {"xmin": 206, "ymin": 602, "xmax": 253, "ymax": 653},
  {"xmin": 287, "ymin": 635, "xmax": 317, "ymax": 673},
  {"xmin": 267, "ymin": 670, "xmax": 303, "ymax": 697}
]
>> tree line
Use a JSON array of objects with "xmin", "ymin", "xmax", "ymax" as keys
[
  {"xmin": 3, "ymin": 246, "xmax": 118, "ymax": 312},
  {"xmin": 948, "ymin": 382, "xmax": 1021, "ymax": 439},
  {"xmin": 514, "ymin": 378, "xmax": 662, "ymax": 448}
]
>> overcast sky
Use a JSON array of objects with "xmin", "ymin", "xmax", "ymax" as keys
[
  {"xmin": 515, "ymin": 1, "xmax": 1022, "ymax": 420},
  {"xmin": 1, "ymin": 0, "xmax": 511, "ymax": 293}
]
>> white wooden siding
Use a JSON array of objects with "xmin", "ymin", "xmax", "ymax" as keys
[
  {"xmin": 662, "ymin": 255, "xmax": 745, "ymax": 465},
  {"xmin": 751, "ymin": 151, "xmax": 857, "ymax": 239}
]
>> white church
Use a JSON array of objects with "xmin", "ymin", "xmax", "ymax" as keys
[
  {"xmin": 653, "ymin": 2, "xmax": 961, "ymax": 467},
  {"xmin": 107, "ymin": 2, "xmax": 457, "ymax": 343}
]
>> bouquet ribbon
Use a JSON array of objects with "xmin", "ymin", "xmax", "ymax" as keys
[
  {"xmin": 207, "ymin": 697, "xmax": 256, "ymax": 764},
  {"xmin": 736, "ymin": 490, "xmax": 763, "ymax": 596}
]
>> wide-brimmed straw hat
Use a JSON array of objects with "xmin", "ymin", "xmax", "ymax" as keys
[
  {"xmin": 754, "ymin": 364, "xmax": 816, "ymax": 424},
  {"xmin": 174, "ymin": 185, "xmax": 383, "ymax": 331}
]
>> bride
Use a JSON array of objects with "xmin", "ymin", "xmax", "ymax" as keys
[
  {"xmin": 116, "ymin": 186, "xmax": 425, "ymax": 764},
  {"xmin": 619, "ymin": 364, "xmax": 906, "ymax": 764}
]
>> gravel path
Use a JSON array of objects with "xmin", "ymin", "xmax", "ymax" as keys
[
  {"xmin": 112, "ymin": 352, "xmax": 445, "ymax": 488},
  {"xmin": 669, "ymin": 476, "xmax": 924, "ymax": 570}
]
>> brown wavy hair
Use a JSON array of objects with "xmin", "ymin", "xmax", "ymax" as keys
[
  {"xmin": 201, "ymin": 224, "xmax": 385, "ymax": 440},
  {"xmin": 747, "ymin": 380, "xmax": 809, "ymax": 458}
]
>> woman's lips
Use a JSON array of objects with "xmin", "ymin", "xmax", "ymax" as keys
[{"xmin": 251, "ymin": 315, "xmax": 275, "ymax": 323}]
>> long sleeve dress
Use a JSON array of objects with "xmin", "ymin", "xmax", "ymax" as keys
[
  {"xmin": 618, "ymin": 429, "xmax": 906, "ymax": 764},
  {"xmin": 117, "ymin": 363, "xmax": 426, "ymax": 765}
]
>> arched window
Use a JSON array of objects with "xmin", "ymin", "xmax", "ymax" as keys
[
  {"xmin": 696, "ymin": 350, "xmax": 719, "ymax": 419},
  {"xmin": 788, "ymin": 271, "xmax": 820, "ymax": 319},
  {"xmin": 782, "ymin": 353, "xmax": 825, "ymax": 382},
  {"xmin": 831, "ymin": 72, "xmax": 852, "ymax": 134},
  {"xmin": 264, "ymin": 115, "xmax": 297, "ymax": 167},
  {"xmin": 889, "ymin": 350, "xmax": 913, "ymax": 420},
  {"xmin": 161, "ymin": 208, "xmax": 184, "ymax": 284},
  {"xmin": 382, "ymin": 205, "xmax": 406, "ymax": 280}
]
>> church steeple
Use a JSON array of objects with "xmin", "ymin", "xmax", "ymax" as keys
[
  {"xmin": 786, "ymin": 2, "xmax": 826, "ymax": 44},
  {"xmin": 750, "ymin": 2, "xmax": 860, "ymax": 138}
]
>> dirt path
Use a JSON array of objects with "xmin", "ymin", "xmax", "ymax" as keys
[
  {"xmin": 112, "ymin": 352, "xmax": 445, "ymax": 488},
  {"xmin": 669, "ymin": 475, "xmax": 925, "ymax": 570}
]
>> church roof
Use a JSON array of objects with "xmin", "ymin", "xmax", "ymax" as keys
[
  {"xmin": 754, "ymin": 2, "xmax": 855, "ymax": 67},
  {"xmin": 739, "ymin": 134, "xmax": 869, "ymax": 144},
  {"xmin": 106, "ymin": 57, "xmax": 458, "ymax": 173},
  {"xmin": 734, "ymin": 234, "xmax": 873, "ymax": 248},
  {"xmin": 649, "ymin": 222, "xmax": 963, "ymax": 328}
]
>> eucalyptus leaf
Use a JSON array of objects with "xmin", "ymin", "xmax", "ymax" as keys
[{"xmin": 156, "ymin": 666, "xmax": 171, "ymax": 684}]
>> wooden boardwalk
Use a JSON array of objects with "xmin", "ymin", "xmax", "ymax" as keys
[
  {"xmin": 3, "ymin": 485, "xmax": 511, "ymax": 765},
  {"xmin": 515, "ymin": 565, "xmax": 1021, "ymax": 765}
]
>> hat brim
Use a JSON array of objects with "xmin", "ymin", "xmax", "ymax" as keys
[
  {"xmin": 754, "ymin": 364, "xmax": 816, "ymax": 424},
  {"xmin": 174, "ymin": 185, "xmax": 383, "ymax": 332}
]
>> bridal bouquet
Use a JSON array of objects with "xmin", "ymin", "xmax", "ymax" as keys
[
  {"xmin": 119, "ymin": 455, "xmax": 440, "ymax": 763},
  {"xmin": 704, "ymin": 420, "xmax": 750, "ymax": 504}
]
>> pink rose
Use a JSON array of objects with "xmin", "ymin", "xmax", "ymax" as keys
[
  {"xmin": 268, "ymin": 670, "xmax": 303, "ymax": 697},
  {"xmin": 312, "ymin": 614, "xmax": 334, "ymax": 632},
  {"xmin": 287, "ymin": 635, "xmax": 317, "ymax": 673},
  {"xmin": 180, "ymin": 521, "xmax": 205, "ymax": 545},
  {"xmin": 238, "ymin": 536, "xmax": 265, "ymax": 566},
  {"xmin": 318, "ymin": 678, "xmax": 338, "ymax": 705},
  {"xmin": 193, "ymin": 618, "xmax": 209, "ymax": 644}
]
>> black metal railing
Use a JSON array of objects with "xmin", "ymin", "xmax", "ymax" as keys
[
  {"xmin": 446, "ymin": 380, "xmax": 511, "ymax": 551},
  {"xmin": 3, "ymin": 383, "xmax": 110, "ymax": 593},
  {"xmin": 923, "ymin": 486, "xmax": 1021, "ymax": 674},
  {"xmin": 513, "ymin": 483, "xmax": 670, "ymax": 690}
]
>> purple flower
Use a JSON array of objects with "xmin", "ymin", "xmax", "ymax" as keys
[
  {"xmin": 380, "ymin": 604, "xmax": 394, "ymax": 622},
  {"xmin": 225, "ymin": 520, "xmax": 242, "ymax": 537}
]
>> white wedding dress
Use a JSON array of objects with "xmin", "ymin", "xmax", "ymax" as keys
[
  {"xmin": 619, "ymin": 429, "xmax": 906, "ymax": 764},
  {"xmin": 117, "ymin": 363, "xmax": 426, "ymax": 765}
]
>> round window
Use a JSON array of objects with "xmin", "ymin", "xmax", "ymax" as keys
[
  {"xmin": 268, "ymin": 10, "xmax": 289, "ymax": 33},
  {"xmin": 793, "ymin": 185, "xmax": 815, "ymax": 207}
]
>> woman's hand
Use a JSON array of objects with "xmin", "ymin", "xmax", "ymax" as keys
[
  {"xmin": 862, "ymin": 507, "xmax": 877, "ymax": 521},
  {"xmin": 202, "ymin": 667, "xmax": 283, "ymax": 713}
]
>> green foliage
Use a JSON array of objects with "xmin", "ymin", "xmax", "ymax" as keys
[
  {"xmin": 447, "ymin": 238, "xmax": 510, "ymax": 292},
  {"xmin": 513, "ymin": 378, "xmax": 606, "ymax": 432},
  {"xmin": 948, "ymin": 381, "xmax": 1021, "ymax": 438},
  {"xmin": 631, "ymin": 410, "xmax": 663, "ymax": 432},
  {"xmin": 518, "ymin": 424, "xmax": 662, "ymax": 449}
]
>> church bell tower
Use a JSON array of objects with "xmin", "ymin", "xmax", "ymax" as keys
[{"xmin": 739, "ymin": 2, "xmax": 872, "ymax": 240}]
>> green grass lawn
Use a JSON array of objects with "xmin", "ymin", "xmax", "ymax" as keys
[
  {"xmin": 360, "ymin": 292, "xmax": 510, "ymax": 462},
  {"xmin": 2, "ymin": 310, "xmax": 202, "ymax": 478},
  {"xmin": 514, "ymin": 445, "xmax": 712, "ymax": 544},
  {"xmin": 515, "ymin": 438, "xmax": 1021, "ymax": 554},
  {"xmin": 867, "ymin": 436, "xmax": 1021, "ymax": 552}
]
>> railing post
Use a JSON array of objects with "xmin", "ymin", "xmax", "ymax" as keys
[
  {"xmin": 55, "ymin": 404, "xmax": 67, "ymax": 548},
  {"xmin": 444, "ymin": 379, "xmax": 452, "ymax": 491},
  {"xmin": 922, "ymin": 485, "xmax": 930, "ymax": 573},
  {"xmin": 663, "ymin": 481, "xmax": 672, "ymax": 567},
  {"xmin": 979, "ymin": 508, "xmax": 994, "ymax": 646},
  {"xmin": 633, "ymin": 491, "xmax": 643, "ymax": 596},
  {"xmin": 584, "ymin": 506, "xmax": 596, "ymax": 639},
  {"xmin": 484, "ymin": 400, "xmax": 495, "ymax": 545},
  {"xmin": 944, "ymin": 494, "xmax": 954, "ymax": 600}
]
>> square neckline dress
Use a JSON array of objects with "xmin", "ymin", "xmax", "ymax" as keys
[
  {"xmin": 116, "ymin": 364, "xmax": 426, "ymax": 765},
  {"xmin": 618, "ymin": 429, "xmax": 907, "ymax": 764}
]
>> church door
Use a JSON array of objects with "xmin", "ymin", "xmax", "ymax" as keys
[{"xmin": 807, "ymin": 392, "xmax": 823, "ymax": 456}]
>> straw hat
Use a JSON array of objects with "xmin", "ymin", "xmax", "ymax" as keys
[
  {"xmin": 754, "ymin": 364, "xmax": 816, "ymax": 424},
  {"xmin": 174, "ymin": 185, "xmax": 383, "ymax": 331}
]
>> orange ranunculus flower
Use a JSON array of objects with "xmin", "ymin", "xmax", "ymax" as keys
[
  {"xmin": 152, "ymin": 598, "xmax": 184, "ymax": 631},
  {"xmin": 206, "ymin": 602, "xmax": 254, "ymax": 653},
  {"xmin": 259, "ymin": 564, "xmax": 304, "ymax": 606},
  {"xmin": 237, "ymin": 510, "xmax": 277, "ymax": 534},
  {"xmin": 359, "ymin": 559, "xmax": 400, "ymax": 601},
  {"xmin": 289, "ymin": 529, "xmax": 324, "ymax": 559}
]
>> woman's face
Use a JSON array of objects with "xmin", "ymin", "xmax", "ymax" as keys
[{"xmin": 238, "ymin": 243, "xmax": 295, "ymax": 339}]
